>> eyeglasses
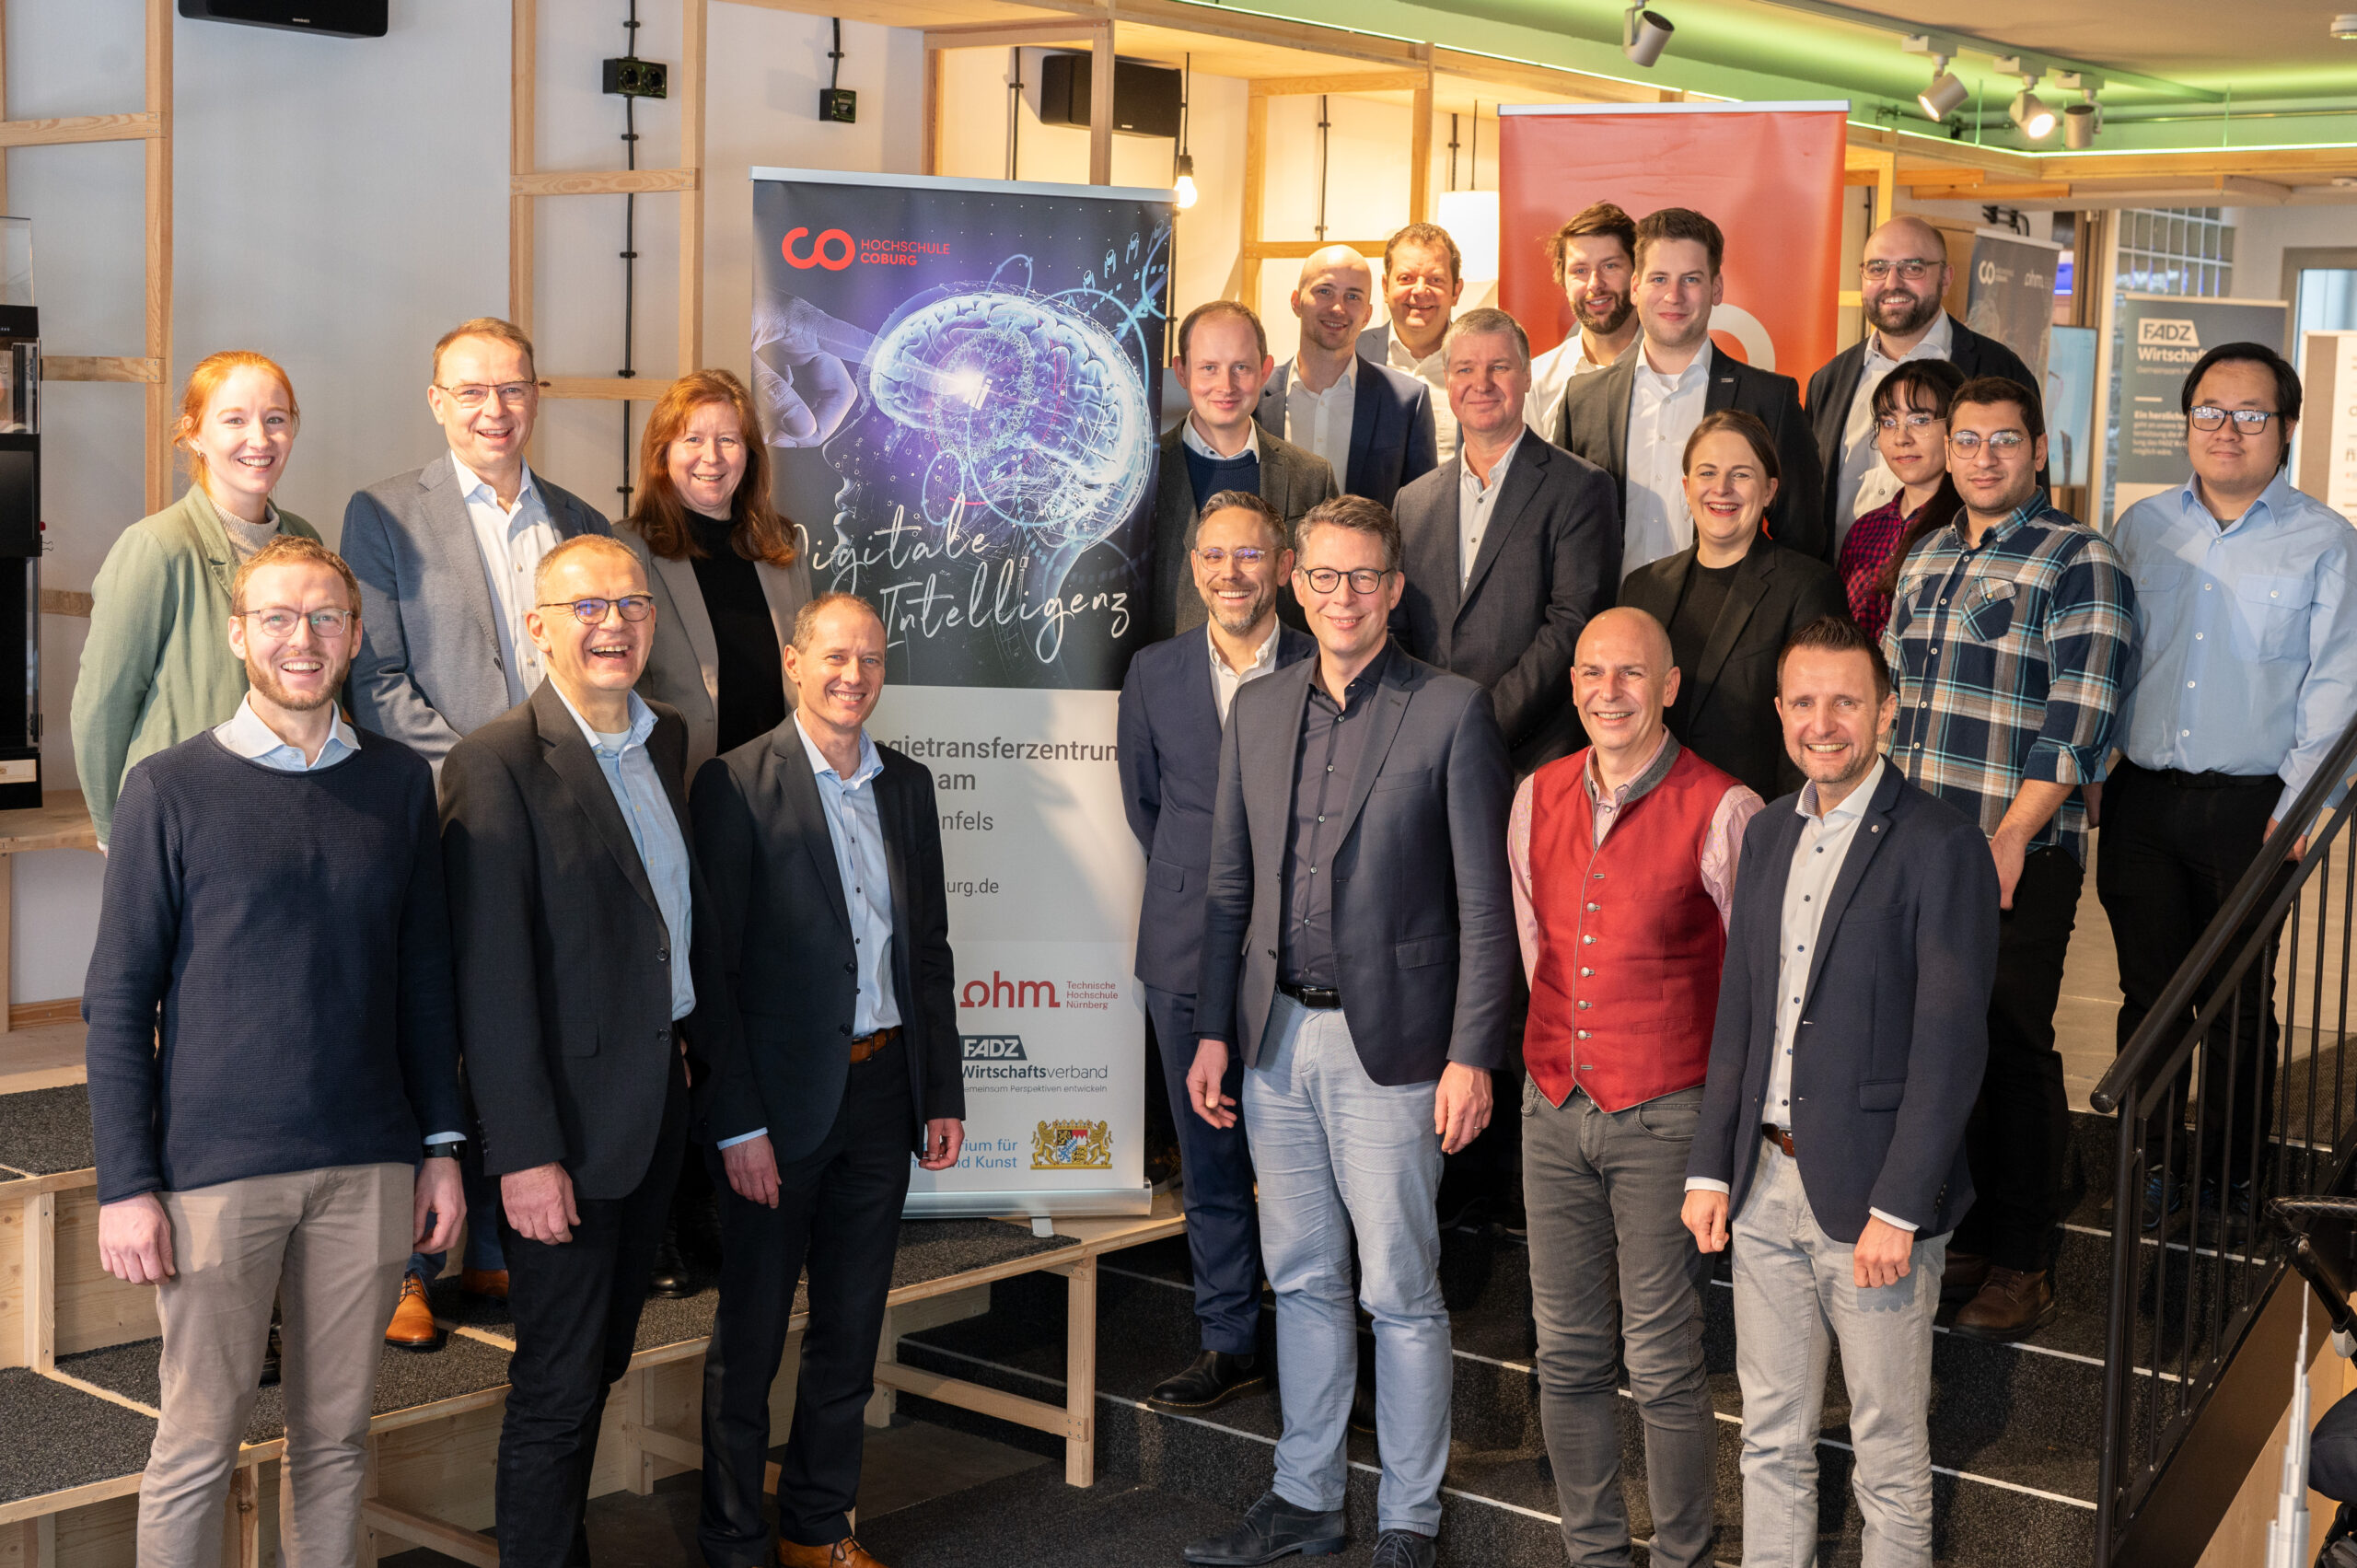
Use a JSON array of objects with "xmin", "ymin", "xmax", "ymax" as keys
[
  {"xmin": 435, "ymin": 381, "xmax": 538, "ymax": 409},
  {"xmin": 2189, "ymin": 406, "xmax": 2280, "ymax": 434},
  {"xmin": 1296, "ymin": 565, "xmax": 1396, "ymax": 595},
  {"xmin": 1948, "ymin": 431, "xmax": 2029, "ymax": 456},
  {"xmin": 1860, "ymin": 258, "xmax": 1942, "ymax": 283},
  {"xmin": 1195, "ymin": 546, "xmax": 1272, "ymax": 566},
  {"xmin": 537, "ymin": 594, "xmax": 656, "ymax": 625},
  {"xmin": 1876, "ymin": 412, "xmax": 1945, "ymax": 433},
  {"xmin": 239, "ymin": 607, "xmax": 354, "ymax": 640}
]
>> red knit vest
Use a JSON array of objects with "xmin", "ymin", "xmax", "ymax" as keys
[{"xmin": 1526, "ymin": 745, "xmax": 1734, "ymax": 1112}]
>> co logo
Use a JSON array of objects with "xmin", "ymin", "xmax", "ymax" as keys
[{"xmin": 782, "ymin": 226, "xmax": 853, "ymax": 271}]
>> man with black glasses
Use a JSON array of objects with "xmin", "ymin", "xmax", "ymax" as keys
[
  {"xmin": 2102, "ymin": 342, "xmax": 2357, "ymax": 1236},
  {"xmin": 1805, "ymin": 217, "xmax": 2039, "ymax": 558},
  {"xmin": 1880, "ymin": 377, "xmax": 2133, "ymax": 1342}
]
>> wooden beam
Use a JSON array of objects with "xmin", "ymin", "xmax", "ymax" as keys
[
  {"xmin": 509, "ymin": 167, "xmax": 698, "ymax": 196},
  {"xmin": 1429, "ymin": 46, "xmax": 1660, "ymax": 107},
  {"xmin": 20, "ymin": 1192, "xmax": 52, "ymax": 1370},
  {"xmin": 1087, "ymin": 23, "xmax": 1113, "ymax": 186},
  {"xmin": 921, "ymin": 20, "xmax": 1096, "ymax": 51},
  {"xmin": 1898, "ymin": 164, "xmax": 1983, "ymax": 189},
  {"xmin": 870, "ymin": 1360, "xmax": 1079, "ymax": 1434},
  {"xmin": 1407, "ymin": 64, "xmax": 1433, "ymax": 227},
  {"xmin": 358, "ymin": 1502, "xmax": 497, "ymax": 1568},
  {"xmin": 144, "ymin": 0, "xmax": 171, "ymax": 516},
  {"xmin": 1063, "ymin": 1255, "xmax": 1097, "ymax": 1486},
  {"xmin": 41, "ymin": 356, "xmax": 162, "ymax": 383},
  {"xmin": 1240, "ymin": 92, "xmax": 1267, "ymax": 308},
  {"xmin": 540, "ymin": 376, "xmax": 677, "ymax": 401},
  {"xmin": 679, "ymin": 0, "xmax": 707, "ymax": 375},
  {"xmin": 221, "ymin": 1467, "xmax": 259, "ymax": 1568},
  {"xmin": 1242, "ymin": 238, "xmax": 1391, "ymax": 261},
  {"xmin": 0, "ymin": 112, "xmax": 162, "ymax": 148},
  {"xmin": 510, "ymin": 0, "xmax": 537, "ymax": 337},
  {"xmin": 922, "ymin": 41, "xmax": 943, "ymax": 177},
  {"xmin": 0, "ymin": 0, "xmax": 10, "ymax": 217},
  {"xmin": 1247, "ymin": 70, "xmax": 1429, "ymax": 99}
]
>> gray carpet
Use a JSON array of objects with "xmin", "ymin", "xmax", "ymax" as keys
[
  {"xmin": 0, "ymin": 1366, "xmax": 157, "ymax": 1504},
  {"xmin": 59, "ymin": 1332, "xmax": 517, "ymax": 1444},
  {"xmin": 0, "ymin": 1084, "xmax": 94, "ymax": 1175}
]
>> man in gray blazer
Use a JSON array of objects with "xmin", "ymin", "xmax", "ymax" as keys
[
  {"xmin": 343, "ymin": 317, "xmax": 612, "ymax": 771},
  {"xmin": 339, "ymin": 316, "xmax": 610, "ymax": 1347},
  {"xmin": 1182, "ymin": 495, "xmax": 1516, "ymax": 1568}
]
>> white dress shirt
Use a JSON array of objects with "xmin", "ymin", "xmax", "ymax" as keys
[
  {"xmin": 1181, "ymin": 414, "xmax": 1261, "ymax": 464},
  {"xmin": 453, "ymin": 455, "xmax": 562, "ymax": 706},
  {"xmin": 1457, "ymin": 428, "xmax": 1527, "ymax": 587},
  {"xmin": 1623, "ymin": 339, "xmax": 1714, "ymax": 575},
  {"xmin": 1525, "ymin": 334, "xmax": 1610, "ymax": 440},
  {"xmin": 1208, "ymin": 620, "xmax": 1283, "ymax": 725},
  {"xmin": 1282, "ymin": 355, "xmax": 1358, "ymax": 482},
  {"xmin": 796, "ymin": 714, "xmax": 901, "ymax": 1040},
  {"xmin": 1832, "ymin": 313, "xmax": 1953, "ymax": 552},
  {"xmin": 1386, "ymin": 330, "xmax": 1457, "ymax": 461}
]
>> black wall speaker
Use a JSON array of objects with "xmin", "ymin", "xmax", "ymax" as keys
[
  {"xmin": 1035, "ymin": 52, "xmax": 1182, "ymax": 140},
  {"xmin": 178, "ymin": 0, "xmax": 389, "ymax": 39}
]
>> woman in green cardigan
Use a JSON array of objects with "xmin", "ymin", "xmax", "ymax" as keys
[{"xmin": 71, "ymin": 352, "xmax": 319, "ymax": 847}]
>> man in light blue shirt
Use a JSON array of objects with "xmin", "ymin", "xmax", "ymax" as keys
[{"xmin": 2100, "ymin": 341, "xmax": 2357, "ymax": 1236}]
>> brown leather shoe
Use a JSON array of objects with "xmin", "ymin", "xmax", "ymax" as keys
[
  {"xmin": 459, "ymin": 1268, "xmax": 509, "ymax": 1300},
  {"xmin": 1950, "ymin": 1265, "xmax": 2057, "ymax": 1342},
  {"xmin": 1940, "ymin": 1249, "xmax": 1991, "ymax": 1306},
  {"xmin": 384, "ymin": 1272, "xmax": 441, "ymax": 1352},
  {"xmin": 776, "ymin": 1539, "xmax": 889, "ymax": 1568}
]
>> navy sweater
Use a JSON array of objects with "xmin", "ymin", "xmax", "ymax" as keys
[
  {"xmin": 1184, "ymin": 444, "xmax": 1260, "ymax": 510},
  {"xmin": 83, "ymin": 727, "xmax": 465, "ymax": 1203}
]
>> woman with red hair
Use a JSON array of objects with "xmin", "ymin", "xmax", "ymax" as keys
[{"xmin": 71, "ymin": 351, "xmax": 321, "ymax": 849}]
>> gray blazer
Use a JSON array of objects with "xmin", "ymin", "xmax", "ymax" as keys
[
  {"xmin": 1391, "ymin": 434, "xmax": 1620, "ymax": 772},
  {"xmin": 617, "ymin": 520, "xmax": 813, "ymax": 774},
  {"xmin": 343, "ymin": 452, "xmax": 610, "ymax": 767},
  {"xmin": 1194, "ymin": 644, "xmax": 1517, "ymax": 1086},
  {"xmin": 1146, "ymin": 423, "xmax": 1339, "ymax": 644}
]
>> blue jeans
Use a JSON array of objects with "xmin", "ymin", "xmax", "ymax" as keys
[
  {"xmin": 1147, "ymin": 983, "xmax": 1263, "ymax": 1355},
  {"xmin": 407, "ymin": 1144, "xmax": 505, "ymax": 1281},
  {"xmin": 1244, "ymin": 993, "xmax": 1449, "ymax": 1535}
]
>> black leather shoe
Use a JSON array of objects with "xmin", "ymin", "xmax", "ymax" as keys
[
  {"xmin": 647, "ymin": 1225, "xmax": 695, "ymax": 1299},
  {"xmin": 1182, "ymin": 1491, "xmax": 1347, "ymax": 1565},
  {"xmin": 1148, "ymin": 1350, "xmax": 1267, "ymax": 1413},
  {"xmin": 1370, "ymin": 1529, "xmax": 1437, "ymax": 1568}
]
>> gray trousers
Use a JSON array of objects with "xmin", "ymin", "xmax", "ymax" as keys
[
  {"xmin": 1732, "ymin": 1138, "xmax": 1945, "ymax": 1568},
  {"xmin": 1523, "ymin": 1081, "xmax": 1716, "ymax": 1567}
]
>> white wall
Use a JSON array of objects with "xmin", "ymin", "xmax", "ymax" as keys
[{"xmin": 9, "ymin": 1, "xmax": 927, "ymax": 1005}]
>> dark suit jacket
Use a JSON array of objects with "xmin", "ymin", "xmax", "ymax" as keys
[
  {"xmin": 440, "ymin": 682, "xmax": 737, "ymax": 1201},
  {"xmin": 1253, "ymin": 358, "xmax": 1438, "ymax": 509},
  {"xmin": 1618, "ymin": 540, "xmax": 1848, "ymax": 801},
  {"xmin": 1118, "ymin": 623, "xmax": 1318, "ymax": 1008},
  {"xmin": 1147, "ymin": 423, "xmax": 1339, "ymax": 644},
  {"xmin": 1392, "ymin": 433, "xmax": 1621, "ymax": 772},
  {"xmin": 689, "ymin": 723, "xmax": 962, "ymax": 1164},
  {"xmin": 1195, "ymin": 644, "xmax": 1517, "ymax": 1085},
  {"xmin": 1803, "ymin": 314, "xmax": 2042, "ymax": 548},
  {"xmin": 1557, "ymin": 345, "xmax": 1829, "ymax": 564},
  {"xmin": 1688, "ymin": 763, "xmax": 1997, "ymax": 1242}
]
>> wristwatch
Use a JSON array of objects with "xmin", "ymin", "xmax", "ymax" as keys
[{"xmin": 422, "ymin": 1141, "xmax": 466, "ymax": 1161}]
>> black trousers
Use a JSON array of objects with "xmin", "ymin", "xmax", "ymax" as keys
[
  {"xmin": 1955, "ymin": 844, "xmax": 2081, "ymax": 1273},
  {"xmin": 2096, "ymin": 761, "xmax": 2290, "ymax": 1179},
  {"xmin": 698, "ymin": 1035, "xmax": 915, "ymax": 1563},
  {"xmin": 495, "ymin": 1060, "xmax": 687, "ymax": 1568}
]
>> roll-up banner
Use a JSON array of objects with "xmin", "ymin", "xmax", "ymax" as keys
[
  {"xmin": 2296, "ymin": 331, "xmax": 2357, "ymax": 528},
  {"xmin": 1964, "ymin": 228, "xmax": 2061, "ymax": 386},
  {"xmin": 1496, "ymin": 102, "xmax": 1849, "ymax": 377},
  {"xmin": 2111, "ymin": 293, "xmax": 2288, "ymax": 520},
  {"xmin": 749, "ymin": 167, "xmax": 1170, "ymax": 1218}
]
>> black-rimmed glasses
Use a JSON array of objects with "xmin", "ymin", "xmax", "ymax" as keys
[
  {"xmin": 1296, "ymin": 565, "xmax": 1396, "ymax": 594},
  {"xmin": 239, "ymin": 608, "xmax": 354, "ymax": 640},
  {"xmin": 2189, "ymin": 406, "xmax": 2279, "ymax": 434},
  {"xmin": 537, "ymin": 594, "xmax": 656, "ymax": 625}
]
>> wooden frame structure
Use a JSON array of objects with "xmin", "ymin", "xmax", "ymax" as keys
[{"xmin": 0, "ymin": 0, "xmax": 173, "ymax": 517}]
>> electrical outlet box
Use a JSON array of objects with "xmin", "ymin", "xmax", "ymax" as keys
[
  {"xmin": 603, "ymin": 57, "xmax": 668, "ymax": 99},
  {"xmin": 819, "ymin": 87, "xmax": 857, "ymax": 123}
]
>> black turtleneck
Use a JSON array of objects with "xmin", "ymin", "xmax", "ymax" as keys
[{"xmin": 685, "ymin": 512, "xmax": 788, "ymax": 755}]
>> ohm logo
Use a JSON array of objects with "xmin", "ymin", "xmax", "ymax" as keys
[{"xmin": 782, "ymin": 226, "xmax": 854, "ymax": 271}]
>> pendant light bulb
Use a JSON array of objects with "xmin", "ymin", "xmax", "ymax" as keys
[{"xmin": 1173, "ymin": 152, "xmax": 1199, "ymax": 210}]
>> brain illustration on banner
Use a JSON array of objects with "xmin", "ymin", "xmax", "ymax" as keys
[{"xmin": 865, "ymin": 289, "xmax": 1152, "ymax": 558}]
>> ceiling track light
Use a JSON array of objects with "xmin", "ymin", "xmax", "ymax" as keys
[
  {"xmin": 1901, "ymin": 35, "xmax": 1967, "ymax": 122},
  {"xmin": 1996, "ymin": 55, "xmax": 2057, "ymax": 141},
  {"xmin": 2054, "ymin": 70, "xmax": 2103, "ymax": 149},
  {"xmin": 2332, "ymin": 13, "xmax": 2357, "ymax": 40},
  {"xmin": 1172, "ymin": 54, "xmax": 1198, "ymax": 209},
  {"xmin": 1623, "ymin": 4, "xmax": 1674, "ymax": 68}
]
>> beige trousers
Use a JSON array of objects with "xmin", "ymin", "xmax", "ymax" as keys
[{"xmin": 138, "ymin": 1163, "xmax": 412, "ymax": 1568}]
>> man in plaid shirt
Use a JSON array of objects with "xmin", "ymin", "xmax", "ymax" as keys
[{"xmin": 1880, "ymin": 376, "xmax": 2134, "ymax": 1342}]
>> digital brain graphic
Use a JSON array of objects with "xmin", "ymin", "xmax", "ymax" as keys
[{"xmin": 862, "ymin": 289, "xmax": 1152, "ymax": 555}]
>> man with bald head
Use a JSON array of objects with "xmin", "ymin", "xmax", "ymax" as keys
[
  {"xmin": 1256, "ymin": 245, "xmax": 1437, "ymax": 507},
  {"xmin": 1508, "ymin": 605, "xmax": 1761, "ymax": 1568},
  {"xmin": 1805, "ymin": 215, "xmax": 2041, "ymax": 554}
]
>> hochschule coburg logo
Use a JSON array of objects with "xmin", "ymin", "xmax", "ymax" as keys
[{"xmin": 781, "ymin": 226, "xmax": 853, "ymax": 271}]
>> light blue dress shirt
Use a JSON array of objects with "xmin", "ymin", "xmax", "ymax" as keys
[
  {"xmin": 796, "ymin": 714, "xmax": 902, "ymax": 1038},
  {"xmin": 552, "ymin": 686, "xmax": 697, "ymax": 1022},
  {"xmin": 2113, "ymin": 470, "xmax": 2357, "ymax": 820}
]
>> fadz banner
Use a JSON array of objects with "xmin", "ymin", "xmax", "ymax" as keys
[
  {"xmin": 2110, "ymin": 293, "xmax": 2287, "ymax": 521},
  {"xmin": 750, "ymin": 167, "xmax": 1171, "ymax": 1217},
  {"xmin": 1497, "ymin": 102, "xmax": 1849, "ymax": 377}
]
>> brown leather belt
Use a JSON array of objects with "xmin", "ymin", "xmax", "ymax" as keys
[
  {"xmin": 849, "ymin": 1025, "xmax": 901, "ymax": 1065},
  {"xmin": 1761, "ymin": 1124, "xmax": 1797, "ymax": 1157}
]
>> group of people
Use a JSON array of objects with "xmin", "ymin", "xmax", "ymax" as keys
[
  {"xmin": 1124, "ymin": 203, "xmax": 2354, "ymax": 1568},
  {"xmin": 64, "ymin": 186, "xmax": 2355, "ymax": 1568},
  {"xmin": 79, "ymin": 321, "xmax": 953, "ymax": 1568}
]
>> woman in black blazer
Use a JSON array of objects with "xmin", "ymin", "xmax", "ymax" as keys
[{"xmin": 1617, "ymin": 410, "xmax": 1847, "ymax": 801}]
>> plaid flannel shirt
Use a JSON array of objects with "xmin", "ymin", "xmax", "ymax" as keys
[{"xmin": 1880, "ymin": 492, "xmax": 2136, "ymax": 865}]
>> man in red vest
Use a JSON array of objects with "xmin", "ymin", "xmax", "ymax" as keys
[{"xmin": 1508, "ymin": 605, "xmax": 1761, "ymax": 1568}]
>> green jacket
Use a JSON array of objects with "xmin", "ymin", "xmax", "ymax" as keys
[{"xmin": 70, "ymin": 485, "xmax": 320, "ymax": 845}]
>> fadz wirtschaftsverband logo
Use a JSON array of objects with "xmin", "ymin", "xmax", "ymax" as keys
[
  {"xmin": 1033, "ymin": 1120, "xmax": 1112, "ymax": 1170},
  {"xmin": 961, "ymin": 1035, "xmax": 1028, "ymax": 1062}
]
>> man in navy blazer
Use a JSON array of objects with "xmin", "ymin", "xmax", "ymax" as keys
[
  {"xmin": 1255, "ymin": 246, "xmax": 1438, "ymax": 509},
  {"xmin": 1119, "ymin": 490, "xmax": 1315, "ymax": 1418},
  {"xmin": 1682, "ymin": 614, "xmax": 1996, "ymax": 1566}
]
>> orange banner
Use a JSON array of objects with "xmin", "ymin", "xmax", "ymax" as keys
[{"xmin": 1497, "ymin": 103, "xmax": 1849, "ymax": 379}]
